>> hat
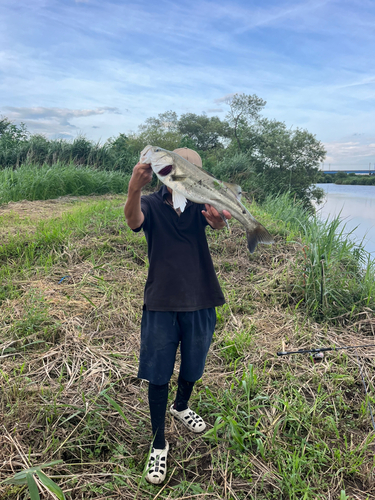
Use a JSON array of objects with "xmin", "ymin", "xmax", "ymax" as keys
[{"xmin": 173, "ymin": 147, "xmax": 202, "ymax": 168}]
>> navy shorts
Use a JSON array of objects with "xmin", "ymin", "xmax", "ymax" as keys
[{"xmin": 138, "ymin": 308, "xmax": 216, "ymax": 385}]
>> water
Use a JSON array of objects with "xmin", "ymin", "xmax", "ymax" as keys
[{"xmin": 316, "ymin": 183, "xmax": 375, "ymax": 257}]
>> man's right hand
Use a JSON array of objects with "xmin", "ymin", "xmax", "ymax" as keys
[{"xmin": 128, "ymin": 162, "xmax": 153, "ymax": 191}]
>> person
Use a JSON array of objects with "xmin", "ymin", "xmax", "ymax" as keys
[{"xmin": 124, "ymin": 147, "xmax": 231, "ymax": 485}]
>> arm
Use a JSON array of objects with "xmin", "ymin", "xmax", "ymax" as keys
[
  {"xmin": 124, "ymin": 162, "xmax": 153, "ymax": 230},
  {"xmin": 202, "ymin": 204, "xmax": 232, "ymax": 229}
]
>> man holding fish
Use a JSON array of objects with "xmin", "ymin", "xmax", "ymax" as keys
[{"xmin": 125, "ymin": 146, "xmax": 272, "ymax": 485}]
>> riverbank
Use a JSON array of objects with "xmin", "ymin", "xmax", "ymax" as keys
[
  {"xmin": 316, "ymin": 183, "xmax": 375, "ymax": 256},
  {"xmin": 0, "ymin": 194, "xmax": 374, "ymax": 499},
  {"xmin": 318, "ymin": 172, "xmax": 375, "ymax": 186}
]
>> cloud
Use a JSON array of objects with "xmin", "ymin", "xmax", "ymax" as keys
[
  {"xmin": 214, "ymin": 94, "xmax": 236, "ymax": 104},
  {"xmin": 206, "ymin": 108, "xmax": 224, "ymax": 113},
  {"xmin": 323, "ymin": 140, "xmax": 375, "ymax": 165},
  {"xmin": 2, "ymin": 106, "xmax": 120, "ymax": 136}
]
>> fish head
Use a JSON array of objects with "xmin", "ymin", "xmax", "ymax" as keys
[{"xmin": 146, "ymin": 146, "xmax": 175, "ymax": 178}]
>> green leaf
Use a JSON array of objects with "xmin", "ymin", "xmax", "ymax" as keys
[
  {"xmin": 35, "ymin": 471, "xmax": 66, "ymax": 500},
  {"xmin": 103, "ymin": 394, "xmax": 130, "ymax": 424},
  {"xmin": 38, "ymin": 460, "xmax": 63, "ymax": 469},
  {"xmin": 2, "ymin": 471, "xmax": 28, "ymax": 485},
  {"xmin": 26, "ymin": 473, "xmax": 40, "ymax": 500}
]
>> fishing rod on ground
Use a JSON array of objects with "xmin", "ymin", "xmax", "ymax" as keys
[
  {"xmin": 277, "ymin": 344, "xmax": 375, "ymax": 358},
  {"xmin": 277, "ymin": 343, "xmax": 375, "ymax": 432}
]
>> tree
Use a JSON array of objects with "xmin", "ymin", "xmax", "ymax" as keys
[
  {"xmin": 128, "ymin": 111, "xmax": 183, "ymax": 152},
  {"xmin": 0, "ymin": 117, "xmax": 28, "ymax": 143},
  {"xmin": 246, "ymin": 119, "xmax": 326, "ymax": 207},
  {"xmin": 224, "ymin": 93, "xmax": 266, "ymax": 151},
  {"xmin": 178, "ymin": 113, "xmax": 231, "ymax": 151},
  {"xmin": 139, "ymin": 111, "xmax": 179, "ymax": 133},
  {"xmin": 0, "ymin": 117, "xmax": 29, "ymax": 168}
]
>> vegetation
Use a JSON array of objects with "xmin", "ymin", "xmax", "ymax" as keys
[
  {"xmin": 317, "ymin": 171, "xmax": 375, "ymax": 186},
  {"xmin": 0, "ymin": 163, "xmax": 130, "ymax": 204},
  {"xmin": 1, "ymin": 94, "xmax": 374, "ymax": 498},
  {"xmin": 0, "ymin": 193, "xmax": 374, "ymax": 499},
  {"xmin": 1, "ymin": 93, "xmax": 326, "ymax": 208}
]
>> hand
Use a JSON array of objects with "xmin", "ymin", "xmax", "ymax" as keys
[
  {"xmin": 202, "ymin": 204, "xmax": 232, "ymax": 229},
  {"xmin": 128, "ymin": 162, "xmax": 153, "ymax": 191}
]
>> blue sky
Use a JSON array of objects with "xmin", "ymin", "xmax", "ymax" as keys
[{"xmin": 1, "ymin": 0, "xmax": 374, "ymax": 169}]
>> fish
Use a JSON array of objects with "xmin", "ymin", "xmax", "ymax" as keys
[{"xmin": 140, "ymin": 145, "xmax": 274, "ymax": 253}]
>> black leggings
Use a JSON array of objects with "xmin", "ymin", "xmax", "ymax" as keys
[{"xmin": 148, "ymin": 374, "xmax": 195, "ymax": 449}]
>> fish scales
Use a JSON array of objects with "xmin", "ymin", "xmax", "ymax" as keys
[{"xmin": 140, "ymin": 145, "xmax": 274, "ymax": 253}]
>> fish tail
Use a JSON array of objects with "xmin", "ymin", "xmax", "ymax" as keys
[{"xmin": 246, "ymin": 224, "xmax": 274, "ymax": 253}]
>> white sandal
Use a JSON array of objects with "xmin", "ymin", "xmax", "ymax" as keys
[
  {"xmin": 145, "ymin": 441, "xmax": 169, "ymax": 485},
  {"xmin": 170, "ymin": 404, "xmax": 206, "ymax": 433}
]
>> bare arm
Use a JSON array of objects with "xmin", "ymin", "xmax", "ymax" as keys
[{"xmin": 124, "ymin": 162, "xmax": 153, "ymax": 230}]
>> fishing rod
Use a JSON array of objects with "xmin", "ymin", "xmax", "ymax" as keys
[
  {"xmin": 277, "ymin": 344, "xmax": 375, "ymax": 356},
  {"xmin": 277, "ymin": 343, "xmax": 375, "ymax": 432}
]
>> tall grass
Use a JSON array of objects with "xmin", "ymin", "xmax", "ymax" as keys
[
  {"xmin": 0, "ymin": 162, "xmax": 130, "ymax": 204},
  {"xmin": 262, "ymin": 192, "xmax": 375, "ymax": 321},
  {"xmin": 0, "ymin": 134, "xmax": 139, "ymax": 173}
]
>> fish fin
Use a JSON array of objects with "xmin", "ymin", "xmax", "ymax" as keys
[
  {"xmin": 223, "ymin": 182, "xmax": 242, "ymax": 201},
  {"xmin": 246, "ymin": 224, "xmax": 274, "ymax": 253},
  {"xmin": 171, "ymin": 174, "xmax": 188, "ymax": 181},
  {"xmin": 220, "ymin": 213, "xmax": 231, "ymax": 233},
  {"xmin": 172, "ymin": 191, "xmax": 187, "ymax": 213}
]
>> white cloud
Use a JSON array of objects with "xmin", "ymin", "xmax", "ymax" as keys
[
  {"xmin": 323, "ymin": 140, "xmax": 375, "ymax": 165},
  {"xmin": 2, "ymin": 106, "xmax": 121, "ymax": 137},
  {"xmin": 214, "ymin": 94, "xmax": 236, "ymax": 104}
]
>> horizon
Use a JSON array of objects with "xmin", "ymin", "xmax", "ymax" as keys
[{"xmin": 1, "ymin": 0, "xmax": 374, "ymax": 170}]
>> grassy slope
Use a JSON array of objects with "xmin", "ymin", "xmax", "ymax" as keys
[{"xmin": 0, "ymin": 195, "xmax": 374, "ymax": 500}]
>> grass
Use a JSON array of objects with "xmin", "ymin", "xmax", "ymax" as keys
[
  {"xmin": 0, "ymin": 162, "xmax": 130, "ymax": 204},
  {"xmin": 0, "ymin": 193, "xmax": 374, "ymax": 499},
  {"xmin": 262, "ymin": 193, "xmax": 375, "ymax": 321}
]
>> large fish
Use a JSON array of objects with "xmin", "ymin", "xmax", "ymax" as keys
[{"xmin": 140, "ymin": 145, "xmax": 274, "ymax": 253}]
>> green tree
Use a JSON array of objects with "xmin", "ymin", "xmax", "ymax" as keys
[
  {"xmin": 178, "ymin": 113, "xmax": 231, "ymax": 151},
  {"xmin": 128, "ymin": 111, "xmax": 183, "ymax": 152},
  {"xmin": 246, "ymin": 119, "xmax": 326, "ymax": 207},
  {"xmin": 224, "ymin": 93, "xmax": 266, "ymax": 151},
  {"xmin": 106, "ymin": 133, "xmax": 139, "ymax": 173},
  {"xmin": 0, "ymin": 117, "xmax": 28, "ymax": 142},
  {"xmin": 0, "ymin": 117, "xmax": 29, "ymax": 168}
]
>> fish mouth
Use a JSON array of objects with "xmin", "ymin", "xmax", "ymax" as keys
[{"xmin": 158, "ymin": 165, "xmax": 173, "ymax": 176}]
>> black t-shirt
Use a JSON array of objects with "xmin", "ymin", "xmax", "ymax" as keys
[{"xmin": 133, "ymin": 185, "xmax": 225, "ymax": 311}]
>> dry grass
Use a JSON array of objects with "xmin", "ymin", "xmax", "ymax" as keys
[{"xmin": 1, "ymin": 196, "xmax": 375, "ymax": 499}]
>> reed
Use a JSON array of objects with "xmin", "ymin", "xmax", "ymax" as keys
[
  {"xmin": 262, "ymin": 192, "xmax": 375, "ymax": 321},
  {"xmin": 0, "ymin": 162, "xmax": 130, "ymax": 204}
]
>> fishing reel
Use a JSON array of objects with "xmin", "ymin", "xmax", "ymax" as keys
[{"xmin": 311, "ymin": 352, "xmax": 324, "ymax": 364}]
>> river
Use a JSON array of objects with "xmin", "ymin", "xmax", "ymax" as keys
[{"xmin": 316, "ymin": 184, "xmax": 375, "ymax": 258}]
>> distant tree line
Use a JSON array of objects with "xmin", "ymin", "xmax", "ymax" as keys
[
  {"xmin": 0, "ymin": 94, "xmax": 326, "ymax": 208},
  {"xmin": 317, "ymin": 171, "xmax": 375, "ymax": 186}
]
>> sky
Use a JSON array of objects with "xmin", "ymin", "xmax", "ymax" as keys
[{"xmin": 1, "ymin": 0, "xmax": 374, "ymax": 169}]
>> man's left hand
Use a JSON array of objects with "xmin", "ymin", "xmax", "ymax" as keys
[{"xmin": 202, "ymin": 204, "xmax": 232, "ymax": 229}]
